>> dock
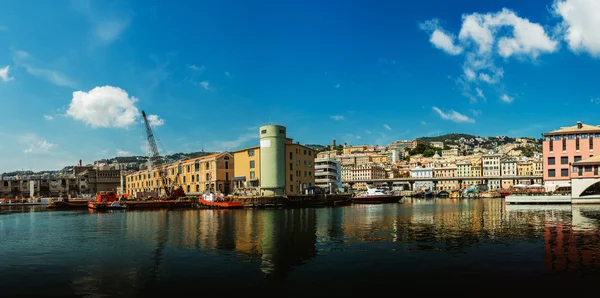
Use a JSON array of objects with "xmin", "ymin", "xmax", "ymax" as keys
[{"xmin": 505, "ymin": 195, "xmax": 571, "ymax": 204}]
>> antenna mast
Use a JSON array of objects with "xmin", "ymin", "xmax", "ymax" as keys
[{"xmin": 142, "ymin": 111, "xmax": 162, "ymax": 168}]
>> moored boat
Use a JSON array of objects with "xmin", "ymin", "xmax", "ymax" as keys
[
  {"xmin": 197, "ymin": 199, "xmax": 243, "ymax": 209},
  {"xmin": 352, "ymin": 188, "xmax": 402, "ymax": 204},
  {"xmin": 47, "ymin": 200, "xmax": 88, "ymax": 209}
]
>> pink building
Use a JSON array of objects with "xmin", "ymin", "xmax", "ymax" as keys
[{"xmin": 542, "ymin": 121, "xmax": 600, "ymax": 190}]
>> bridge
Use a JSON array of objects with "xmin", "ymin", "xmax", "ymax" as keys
[{"xmin": 342, "ymin": 175, "xmax": 543, "ymax": 191}]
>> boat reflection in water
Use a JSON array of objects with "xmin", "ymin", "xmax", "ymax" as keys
[{"xmin": 3, "ymin": 199, "xmax": 600, "ymax": 297}]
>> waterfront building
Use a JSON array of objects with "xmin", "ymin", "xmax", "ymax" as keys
[
  {"xmin": 342, "ymin": 164, "xmax": 386, "ymax": 190},
  {"xmin": 232, "ymin": 146, "xmax": 260, "ymax": 194},
  {"xmin": 571, "ymin": 155, "xmax": 600, "ymax": 200},
  {"xmin": 314, "ymin": 157, "xmax": 343, "ymax": 193},
  {"xmin": 232, "ymin": 125, "xmax": 315, "ymax": 196},
  {"xmin": 411, "ymin": 166, "xmax": 434, "ymax": 190},
  {"xmin": 125, "ymin": 153, "xmax": 234, "ymax": 197},
  {"xmin": 542, "ymin": 121, "xmax": 600, "ymax": 191},
  {"xmin": 500, "ymin": 157, "xmax": 517, "ymax": 189},
  {"xmin": 482, "ymin": 154, "xmax": 501, "ymax": 189},
  {"xmin": 433, "ymin": 165, "xmax": 457, "ymax": 190}
]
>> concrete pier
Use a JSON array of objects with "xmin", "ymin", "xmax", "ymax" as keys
[{"xmin": 505, "ymin": 195, "xmax": 571, "ymax": 204}]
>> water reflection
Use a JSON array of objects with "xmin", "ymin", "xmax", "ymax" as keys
[{"xmin": 3, "ymin": 200, "xmax": 600, "ymax": 297}]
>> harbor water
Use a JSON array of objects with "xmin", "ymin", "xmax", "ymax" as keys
[{"xmin": 2, "ymin": 199, "xmax": 600, "ymax": 297}]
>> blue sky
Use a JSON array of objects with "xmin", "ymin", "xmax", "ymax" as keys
[{"xmin": 1, "ymin": 0, "xmax": 599, "ymax": 172}]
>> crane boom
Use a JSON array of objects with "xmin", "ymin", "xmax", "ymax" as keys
[{"xmin": 142, "ymin": 111, "xmax": 162, "ymax": 168}]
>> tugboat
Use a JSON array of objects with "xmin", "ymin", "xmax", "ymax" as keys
[
  {"xmin": 352, "ymin": 187, "xmax": 402, "ymax": 204},
  {"xmin": 88, "ymin": 191, "xmax": 119, "ymax": 209},
  {"xmin": 197, "ymin": 192, "xmax": 243, "ymax": 209}
]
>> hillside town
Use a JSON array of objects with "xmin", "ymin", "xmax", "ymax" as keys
[{"xmin": 0, "ymin": 127, "xmax": 544, "ymax": 199}]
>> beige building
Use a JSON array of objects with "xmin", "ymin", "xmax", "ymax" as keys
[
  {"xmin": 232, "ymin": 139, "xmax": 315, "ymax": 195},
  {"xmin": 442, "ymin": 148, "xmax": 460, "ymax": 158},
  {"xmin": 434, "ymin": 165, "xmax": 458, "ymax": 190},
  {"xmin": 125, "ymin": 153, "xmax": 234, "ymax": 197}
]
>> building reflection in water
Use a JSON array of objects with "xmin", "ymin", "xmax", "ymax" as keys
[
  {"xmin": 543, "ymin": 205, "xmax": 600, "ymax": 272},
  {"xmin": 69, "ymin": 199, "xmax": 600, "ymax": 295}
]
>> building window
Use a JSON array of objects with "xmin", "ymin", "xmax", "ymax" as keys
[
  {"xmin": 290, "ymin": 185, "xmax": 293, "ymax": 192},
  {"xmin": 225, "ymin": 161, "xmax": 229, "ymax": 169},
  {"xmin": 289, "ymin": 152, "xmax": 292, "ymax": 160},
  {"xmin": 595, "ymin": 166, "xmax": 598, "ymax": 176},
  {"xmin": 290, "ymin": 163, "xmax": 293, "ymax": 170},
  {"xmin": 550, "ymin": 140, "xmax": 553, "ymax": 152},
  {"xmin": 279, "ymin": 129, "xmax": 285, "ymax": 134},
  {"xmin": 192, "ymin": 175, "xmax": 195, "ymax": 182},
  {"xmin": 196, "ymin": 185, "xmax": 200, "ymax": 192},
  {"xmin": 183, "ymin": 176, "xmax": 186, "ymax": 183},
  {"xmin": 308, "ymin": 151, "xmax": 311, "ymax": 156},
  {"xmin": 576, "ymin": 137, "xmax": 580, "ymax": 150},
  {"xmin": 561, "ymin": 157, "xmax": 568, "ymax": 164},
  {"xmin": 582, "ymin": 134, "xmax": 588, "ymax": 139},
  {"xmin": 248, "ymin": 149, "xmax": 255, "ymax": 157},
  {"xmin": 548, "ymin": 169, "xmax": 555, "ymax": 177},
  {"xmin": 548, "ymin": 157, "xmax": 555, "ymax": 165},
  {"xmin": 562, "ymin": 137, "xmax": 567, "ymax": 151},
  {"xmin": 261, "ymin": 129, "xmax": 267, "ymax": 134},
  {"xmin": 568, "ymin": 134, "xmax": 574, "ymax": 140},
  {"xmin": 586, "ymin": 166, "xmax": 593, "ymax": 172},
  {"xmin": 290, "ymin": 174, "xmax": 293, "ymax": 182},
  {"xmin": 304, "ymin": 149, "xmax": 307, "ymax": 155},
  {"xmin": 574, "ymin": 156, "xmax": 582, "ymax": 162},
  {"xmin": 195, "ymin": 161, "xmax": 200, "ymax": 172},
  {"xmin": 573, "ymin": 166, "xmax": 578, "ymax": 173},
  {"xmin": 250, "ymin": 171, "xmax": 256, "ymax": 180},
  {"xmin": 250, "ymin": 161, "xmax": 255, "ymax": 169},
  {"xmin": 226, "ymin": 173, "xmax": 229, "ymax": 181},
  {"xmin": 555, "ymin": 136, "xmax": 561, "ymax": 141},
  {"xmin": 561, "ymin": 168, "xmax": 569, "ymax": 177}
]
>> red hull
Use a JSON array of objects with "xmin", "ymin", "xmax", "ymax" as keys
[
  {"xmin": 198, "ymin": 199, "xmax": 243, "ymax": 209},
  {"xmin": 352, "ymin": 195, "xmax": 402, "ymax": 204}
]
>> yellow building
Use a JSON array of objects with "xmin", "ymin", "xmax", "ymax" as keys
[
  {"xmin": 125, "ymin": 152, "xmax": 234, "ymax": 197},
  {"xmin": 232, "ymin": 128, "xmax": 315, "ymax": 196}
]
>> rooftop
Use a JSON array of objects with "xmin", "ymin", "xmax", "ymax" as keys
[
  {"xmin": 543, "ymin": 121, "xmax": 600, "ymax": 136},
  {"xmin": 573, "ymin": 155, "xmax": 600, "ymax": 166}
]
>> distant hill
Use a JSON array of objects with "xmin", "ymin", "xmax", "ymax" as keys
[{"xmin": 417, "ymin": 133, "xmax": 479, "ymax": 143}]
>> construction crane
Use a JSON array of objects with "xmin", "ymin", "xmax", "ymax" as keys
[{"xmin": 142, "ymin": 111, "xmax": 185, "ymax": 199}]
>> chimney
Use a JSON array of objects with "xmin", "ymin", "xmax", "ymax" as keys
[
  {"xmin": 577, "ymin": 121, "xmax": 582, "ymax": 129},
  {"xmin": 332, "ymin": 139, "xmax": 336, "ymax": 147},
  {"xmin": 79, "ymin": 159, "xmax": 82, "ymax": 166}
]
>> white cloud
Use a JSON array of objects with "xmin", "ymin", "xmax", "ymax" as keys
[
  {"xmin": 21, "ymin": 134, "xmax": 56, "ymax": 154},
  {"xmin": 475, "ymin": 87, "xmax": 485, "ymax": 100},
  {"xmin": 94, "ymin": 19, "xmax": 129, "ymax": 44},
  {"xmin": 425, "ymin": 8, "xmax": 558, "ymax": 101},
  {"xmin": 11, "ymin": 50, "xmax": 75, "ymax": 87},
  {"xmin": 470, "ymin": 109, "xmax": 482, "ymax": 116},
  {"xmin": 383, "ymin": 124, "xmax": 392, "ymax": 131},
  {"xmin": 146, "ymin": 114, "xmax": 164, "ymax": 127},
  {"xmin": 199, "ymin": 81, "xmax": 210, "ymax": 90},
  {"xmin": 421, "ymin": 19, "xmax": 463, "ymax": 55},
  {"xmin": 188, "ymin": 64, "xmax": 206, "ymax": 71},
  {"xmin": 500, "ymin": 94, "xmax": 514, "ymax": 103},
  {"xmin": 463, "ymin": 67, "xmax": 476, "ymax": 81},
  {"xmin": 211, "ymin": 133, "xmax": 258, "ymax": 151},
  {"xmin": 330, "ymin": 115, "xmax": 344, "ymax": 121},
  {"xmin": 0, "ymin": 25, "xmax": 7, "ymax": 31},
  {"xmin": 365, "ymin": 130, "xmax": 372, "ymax": 134},
  {"xmin": 44, "ymin": 115, "xmax": 53, "ymax": 120},
  {"xmin": 66, "ymin": 85, "xmax": 140, "ymax": 128},
  {"xmin": 421, "ymin": 121, "xmax": 427, "ymax": 125},
  {"xmin": 334, "ymin": 84, "xmax": 340, "ymax": 88},
  {"xmin": 591, "ymin": 97, "xmax": 600, "ymax": 104},
  {"xmin": 71, "ymin": 0, "xmax": 130, "ymax": 45},
  {"xmin": 0, "ymin": 65, "xmax": 13, "ymax": 82},
  {"xmin": 432, "ymin": 107, "xmax": 475, "ymax": 123},
  {"xmin": 554, "ymin": 0, "xmax": 600, "ymax": 57},
  {"xmin": 117, "ymin": 149, "xmax": 130, "ymax": 156},
  {"xmin": 225, "ymin": 71, "xmax": 231, "ymax": 77}
]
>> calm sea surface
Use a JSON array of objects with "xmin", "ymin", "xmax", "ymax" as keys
[{"xmin": 2, "ymin": 199, "xmax": 600, "ymax": 297}]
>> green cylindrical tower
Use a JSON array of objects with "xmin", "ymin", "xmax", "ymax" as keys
[{"xmin": 259, "ymin": 125, "xmax": 286, "ymax": 196}]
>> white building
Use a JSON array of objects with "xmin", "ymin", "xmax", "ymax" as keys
[
  {"xmin": 314, "ymin": 158, "xmax": 343, "ymax": 193},
  {"xmin": 411, "ymin": 166, "xmax": 434, "ymax": 191},
  {"xmin": 482, "ymin": 154, "xmax": 501, "ymax": 189}
]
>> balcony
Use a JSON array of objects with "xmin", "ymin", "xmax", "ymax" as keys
[
  {"xmin": 315, "ymin": 164, "xmax": 337, "ymax": 171},
  {"xmin": 315, "ymin": 178, "xmax": 337, "ymax": 184}
]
